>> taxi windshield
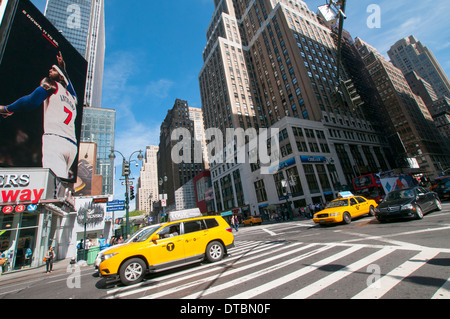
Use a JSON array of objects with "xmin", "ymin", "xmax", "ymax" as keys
[
  {"xmin": 326, "ymin": 199, "xmax": 349, "ymax": 208},
  {"xmin": 127, "ymin": 225, "xmax": 161, "ymax": 243}
]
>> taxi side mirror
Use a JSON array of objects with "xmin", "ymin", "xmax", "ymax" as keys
[{"xmin": 151, "ymin": 234, "xmax": 160, "ymax": 242}]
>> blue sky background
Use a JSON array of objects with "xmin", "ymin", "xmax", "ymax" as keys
[{"xmin": 30, "ymin": 0, "xmax": 450, "ymax": 209}]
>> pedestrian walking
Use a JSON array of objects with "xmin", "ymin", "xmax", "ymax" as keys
[
  {"xmin": 44, "ymin": 246, "xmax": 55, "ymax": 274},
  {"xmin": 231, "ymin": 215, "xmax": 239, "ymax": 232}
]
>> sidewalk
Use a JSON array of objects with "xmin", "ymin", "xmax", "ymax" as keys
[{"xmin": 0, "ymin": 258, "xmax": 91, "ymax": 285}]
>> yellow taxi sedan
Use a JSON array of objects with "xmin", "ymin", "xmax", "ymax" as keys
[
  {"xmin": 313, "ymin": 194, "xmax": 377, "ymax": 226},
  {"xmin": 242, "ymin": 215, "xmax": 263, "ymax": 226},
  {"xmin": 98, "ymin": 211, "xmax": 234, "ymax": 285}
]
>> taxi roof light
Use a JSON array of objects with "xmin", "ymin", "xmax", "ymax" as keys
[{"xmin": 167, "ymin": 208, "xmax": 203, "ymax": 222}]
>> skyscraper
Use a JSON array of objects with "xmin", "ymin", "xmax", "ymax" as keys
[
  {"xmin": 44, "ymin": 0, "xmax": 105, "ymax": 108},
  {"xmin": 199, "ymin": 0, "xmax": 391, "ymax": 187},
  {"xmin": 355, "ymin": 38, "xmax": 450, "ymax": 175},
  {"xmin": 137, "ymin": 145, "xmax": 159, "ymax": 214},
  {"xmin": 158, "ymin": 99, "xmax": 207, "ymax": 207},
  {"xmin": 80, "ymin": 107, "xmax": 116, "ymax": 195},
  {"xmin": 388, "ymin": 36, "xmax": 450, "ymax": 99}
]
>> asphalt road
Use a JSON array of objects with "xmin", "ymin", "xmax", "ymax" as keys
[{"xmin": 1, "ymin": 202, "xmax": 449, "ymax": 303}]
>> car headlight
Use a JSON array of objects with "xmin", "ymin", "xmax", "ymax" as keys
[
  {"xmin": 329, "ymin": 212, "xmax": 340, "ymax": 217},
  {"xmin": 401, "ymin": 204, "xmax": 415, "ymax": 210},
  {"xmin": 101, "ymin": 252, "xmax": 119, "ymax": 262}
]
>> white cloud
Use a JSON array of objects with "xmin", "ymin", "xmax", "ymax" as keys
[{"xmin": 145, "ymin": 79, "xmax": 175, "ymax": 99}]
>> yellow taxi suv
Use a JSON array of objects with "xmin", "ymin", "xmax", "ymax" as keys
[
  {"xmin": 242, "ymin": 215, "xmax": 263, "ymax": 226},
  {"xmin": 313, "ymin": 193, "xmax": 377, "ymax": 226},
  {"xmin": 98, "ymin": 210, "xmax": 234, "ymax": 285}
]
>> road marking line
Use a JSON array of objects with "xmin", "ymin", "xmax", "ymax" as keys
[
  {"xmin": 343, "ymin": 225, "xmax": 450, "ymax": 244},
  {"xmin": 182, "ymin": 244, "xmax": 334, "ymax": 299},
  {"xmin": 262, "ymin": 228, "xmax": 277, "ymax": 236},
  {"xmin": 229, "ymin": 245, "xmax": 363, "ymax": 299},
  {"xmin": 284, "ymin": 247, "xmax": 395, "ymax": 299},
  {"xmin": 105, "ymin": 240, "xmax": 289, "ymax": 296},
  {"xmin": 432, "ymin": 277, "xmax": 450, "ymax": 299},
  {"xmin": 352, "ymin": 249, "xmax": 440, "ymax": 299},
  {"xmin": 139, "ymin": 243, "xmax": 320, "ymax": 299},
  {"xmin": 108, "ymin": 241, "xmax": 302, "ymax": 298}
]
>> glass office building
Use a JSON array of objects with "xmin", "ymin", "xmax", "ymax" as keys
[{"xmin": 80, "ymin": 107, "xmax": 116, "ymax": 195}]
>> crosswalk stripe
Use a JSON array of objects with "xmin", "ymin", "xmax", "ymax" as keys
[
  {"xmin": 139, "ymin": 243, "xmax": 321, "ymax": 299},
  {"xmin": 104, "ymin": 239, "xmax": 449, "ymax": 300},
  {"xmin": 432, "ymin": 277, "xmax": 450, "ymax": 299},
  {"xmin": 107, "ymin": 241, "xmax": 299, "ymax": 298},
  {"xmin": 106, "ymin": 240, "xmax": 287, "ymax": 296},
  {"xmin": 285, "ymin": 247, "xmax": 396, "ymax": 299},
  {"xmin": 229, "ymin": 245, "xmax": 363, "ymax": 299},
  {"xmin": 182, "ymin": 244, "xmax": 335, "ymax": 299},
  {"xmin": 352, "ymin": 249, "xmax": 440, "ymax": 299}
]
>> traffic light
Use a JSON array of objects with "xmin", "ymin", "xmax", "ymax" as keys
[
  {"xmin": 122, "ymin": 161, "xmax": 130, "ymax": 176},
  {"xmin": 332, "ymin": 79, "xmax": 363, "ymax": 111},
  {"xmin": 341, "ymin": 79, "xmax": 363, "ymax": 110},
  {"xmin": 129, "ymin": 186, "xmax": 135, "ymax": 200}
]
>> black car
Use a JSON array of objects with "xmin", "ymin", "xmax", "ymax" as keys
[
  {"xmin": 436, "ymin": 181, "xmax": 450, "ymax": 201},
  {"xmin": 375, "ymin": 186, "xmax": 442, "ymax": 222}
]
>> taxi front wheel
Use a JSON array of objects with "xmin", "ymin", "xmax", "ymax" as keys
[
  {"xmin": 119, "ymin": 258, "xmax": 147, "ymax": 286},
  {"xmin": 342, "ymin": 212, "xmax": 352, "ymax": 224},
  {"xmin": 205, "ymin": 241, "xmax": 224, "ymax": 263}
]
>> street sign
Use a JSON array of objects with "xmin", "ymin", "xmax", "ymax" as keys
[
  {"xmin": 121, "ymin": 181, "xmax": 133, "ymax": 185},
  {"xmin": 107, "ymin": 200, "xmax": 125, "ymax": 206},
  {"xmin": 159, "ymin": 194, "xmax": 167, "ymax": 200},
  {"xmin": 161, "ymin": 199, "xmax": 167, "ymax": 207},
  {"xmin": 107, "ymin": 205, "xmax": 125, "ymax": 212}
]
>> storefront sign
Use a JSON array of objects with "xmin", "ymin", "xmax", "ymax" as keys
[
  {"xmin": 0, "ymin": 173, "xmax": 44, "ymax": 205},
  {"xmin": 0, "ymin": 168, "xmax": 65, "ymax": 209},
  {"xmin": 300, "ymin": 156, "xmax": 327, "ymax": 163},
  {"xmin": 1, "ymin": 188, "xmax": 44, "ymax": 204},
  {"xmin": 268, "ymin": 157, "xmax": 296, "ymax": 174}
]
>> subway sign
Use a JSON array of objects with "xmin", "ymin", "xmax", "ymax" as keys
[
  {"xmin": 1, "ymin": 174, "xmax": 44, "ymax": 204},
  {"xmin": 0, "ymin": 168, "xmax": 64, "ymax": 210}
]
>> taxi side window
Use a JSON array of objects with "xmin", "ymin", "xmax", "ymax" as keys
[
  {"xmin": 184, "ymin": 220, "xmax": 207, "ymax": 234},
  {"xmin": 204, "ymin": 218, "xmax": 219, "ymax": 229},
  {"xmin": 355, "ymin": 197, "xmax": 366, "ymax": 203},
  {"xmin": 350, "ymin": 198, "xmax": 358, "ymax": 205},
  {"xmin": 157, "ymin": 223, "xmax": 181, "ymax": 238}
]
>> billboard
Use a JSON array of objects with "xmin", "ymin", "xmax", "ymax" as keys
[
  {"xmin": 74, "ymin": 142, "xmax": 103, "ymax": 196},
  {"xmin": 0, "ymin": 0, "xmax": 87, "ymax": 183}
]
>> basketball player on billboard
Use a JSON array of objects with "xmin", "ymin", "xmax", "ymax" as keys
[{"xmin": 0, "ymin": 51, "xmax": 78, "ymax": 180}]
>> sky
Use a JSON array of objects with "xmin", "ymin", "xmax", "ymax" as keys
[{"xmin": 30, "ymin": 0, "xmax": 450, "ymax": 208}]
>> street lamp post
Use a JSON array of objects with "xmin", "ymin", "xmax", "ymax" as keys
[
  {"xmin": 159, "ymin": 174, "xmax": 168, "ymax": 222},
  {"xmin": 148, "ymin": 193, "xmax": 153, "ymax": 224},
  {"xmin": 109, "ymin": 148, "xmax": 144, "ymax": 237}
]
